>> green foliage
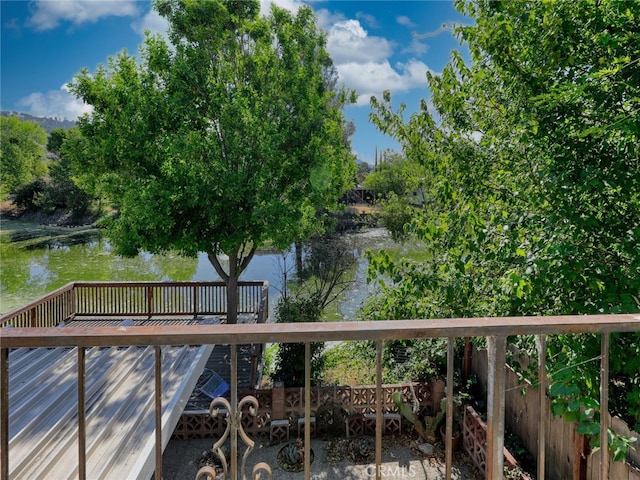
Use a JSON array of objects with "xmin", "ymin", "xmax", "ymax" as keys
[
  {"xmin": 366, "ymin": 0, "xmax": 640, "ymax": 455},
  {"xmin": 355, "ymin": 161, "xmax": 371, "ymax": 184},
  {"xmin": 262, "ymin": 344, "xmax": 278, "ymax": 381},
  {"xmin": 36, "ymin": 159, "xmax": 91, "ymax": 221},
  {"xmin": 11, "ymin": 127, "xmax": 94, "ymax": 222},
  {"xmin": 272, "ymin": 295, "xmax": 325, "ymax": 387},
  {"xmin": 363, "ymin": 150, "xmax": 427, "ymax": 202},
  {"xmin": 69, "ymin": 0, "xmax": 355, "ymax": 323},
  {"xmin": 378, "ymin": 193, "xmax": 412, "ymax": 243},
  {"xmin": 14, "ymin": 178, "xmax": 46, "ymax": 211},
  {"xmin": 294, "ymin": 234, "xmax": 358, "ymax": 309},
  {"xmin": 46, "ymin": 129, "xmax": 67, "ymax": 155},
  {"xmin": 0, "ymin": 116, "xmax": 48, "ymax": 198}
]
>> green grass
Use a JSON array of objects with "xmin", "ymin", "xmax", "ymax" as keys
[{"xmin": 322, "ymin": 341, "xmax": 377, "ymax": 386}]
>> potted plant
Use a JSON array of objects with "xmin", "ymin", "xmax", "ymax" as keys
[{"xmin": 439, "ymin": 392, "xmax": 469, "ymax": 450}]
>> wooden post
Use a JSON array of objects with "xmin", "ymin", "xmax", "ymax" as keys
[
  {"xmin": 536, "ymin": 334, "xmax": 547, "ymax": 480},
  {"xmin": 147, "ymin": 286, "xmax": 153, "ymax": 318},
  {"xmin": 304, "ymin": 342, "xmax": 311, "ymax": 480},
  {"xmin": 193, "ymin": 285, "xmax": 198, "ymax": 317},
  {"xmin": 486, "ymin": 335, "xmax": 507, "ymax": 480},
  {"xmin": 445, "ymin": 337, "xmax": 454, "ymax": 480},
  {"xmin": 600, "ymin": 332, "xmax": 610, "ymax": 480},
  {"xmin": 376, "ymin": 340, "xmax": 383, "ymax": 480}
]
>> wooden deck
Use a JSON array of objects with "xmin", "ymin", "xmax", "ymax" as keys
[{"xmin": 6, "ymin": 318, "xmax": 213, "ymax": 480}]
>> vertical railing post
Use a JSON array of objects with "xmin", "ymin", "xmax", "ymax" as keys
[
  {"xmin": 71, "ymin": 283, "xmax": 77, "ymax": 319},
  {"xmin": 147, "ymin": 286, "xmax": 153, "ymax": 317},
  {"xmin": 600, "ymin": 332, "xmax": 610, "ymax": 480},
  {"xmin": 375, "ymin": 340, "xmax": 383, "ymax": 480},
  {"xmin": 155, "ymin": 346, "xmax": 162, "ymax": 480},
  {"xmin": 262, "ymin": 283, "xmax": 269, "ymax": 323},
  {"xmin": 445, "ymin": 337, "xmax": 455, "ymax": 480},
  {"xmin": 304, "ymin": 342, "xmax": 311, "ymax": 480},
  {"xmin": 230, "ymin": 344, "xmax": 238, "ymax": 480},
  {"xmin": 486, "ymin": 335, "xmax": 507, "ymax": 480},
  {"xmin": 536, "ymin": 334, "xmax": 547, "ymax": 480},
  {"xmin": 78, "ymin": 347, "xmax": 86, "ymax": 480},
  {"xmin": 193, "ymin": 285, "xmax": 198, "ymax": 317},
  {"xmin": 1, "ymin": 347, "xmax": 9, "ymax": 480}
]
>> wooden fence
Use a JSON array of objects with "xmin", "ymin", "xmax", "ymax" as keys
[{"xmin": 472, "ymin": 345, "xmax": 640, "ymax": 480}]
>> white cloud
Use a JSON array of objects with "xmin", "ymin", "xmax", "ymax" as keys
[
  {"xmin": 396, "ymin": 15, "xmax": 415, "ymax": 28},
  {"xmin": 338, "ymin": 59, "xmax": 430, "ymax": 106},
  {"xmin": 402, "ymin": 37, "xmax": 428, "ymax": 56},
  {"xmin": 322, "ymin": 18, "xmax": 431, "ymax": 106},
  {"xmin": 326, "ymin": 20, "xmax": 392, "ymax": 64},
  {"xmin": 260, "ymin": 0, "xmax": 305, "ymax": 15},
  {"xmin": 314, "ymin": 8, "xmax": 347, "ymax": 31},
  {"xmin": 131, "ymin": 9, "xmax": 168, "ymax": 39},
  {"xmin": 26, "ymin": 0, "xmax": 139, "ymax": 31},
  {"xmin": 17, "ymin": 84, "xmax": 92, "ymax": 120},
  {"xmin": 356, "ymin": 12, "xmax": 378, "ymax": 29}
]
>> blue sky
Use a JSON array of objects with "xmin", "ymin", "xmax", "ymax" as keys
[{"xmin": 1, "ymin": 0, "xmax": 470, "ymax": 165}]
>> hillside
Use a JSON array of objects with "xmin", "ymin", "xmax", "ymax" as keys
[{"xmin": 1, "ymin": 111, "xmax": 76, "ymax": 133}]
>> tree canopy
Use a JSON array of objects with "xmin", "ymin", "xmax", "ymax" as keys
[
  {"xmin": 70, "ymin": 0, "xmax": 356, "ymax": 322},
  {"xmin": 367, "ymin": 0, "xmax": 639, "ymax": 447},
  {"xmin": 0, "ymin": 116, "xmax": 48, "ymax": 199}
]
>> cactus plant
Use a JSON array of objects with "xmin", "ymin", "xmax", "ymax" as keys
[{"xmin": 392, "ymin": 391, "xmax": 443, "ymax": 442}]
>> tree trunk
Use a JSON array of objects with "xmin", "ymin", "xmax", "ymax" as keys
[
  {"xmin": 226, "ymin": 249, "xmax": 238, "ymax": 324},
  {"xmin": 207, "ymin": 250, "xmax": 239, "ymax": 325},
  {"xmin": 208, "ymin": 246, "xmax": 256, "ymax": 325}
]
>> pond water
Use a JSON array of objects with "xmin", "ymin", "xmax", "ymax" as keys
[{"xmin": 0, "ymin": 227, "xmax": 396, "ymax": 319}]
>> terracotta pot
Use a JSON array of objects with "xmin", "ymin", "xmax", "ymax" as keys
[{"xmin": 440, "ymin": 425, "xmax": 461, "ymax": 451}]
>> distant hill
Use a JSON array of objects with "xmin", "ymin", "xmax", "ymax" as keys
[{"xmin": 1, "ymin": 111, "xmax": 76, "ymax": 133}]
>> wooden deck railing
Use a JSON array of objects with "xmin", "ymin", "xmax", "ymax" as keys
[
  {"xmin": 0, "ymin": 281, "xmax": 268, "ymax": 328},
  {"xmin": 1, "ymin": 313, "xmax": 639, "ymax": 480}
]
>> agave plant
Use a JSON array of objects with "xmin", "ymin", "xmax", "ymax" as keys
[
  {"xmin": 348, "ymin": 437, "xmax": 374, "ymax": 463},
  {"xmin": 285, "ymin": 438, "xmax": 304, "ymax": 465}
]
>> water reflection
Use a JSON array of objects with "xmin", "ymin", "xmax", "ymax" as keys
[
  {"xmin": 23, "ymin": 230, "xmax": 102, "ymax": 250},
  {"xmin": 1, "ymin": 228, "xmax": 394, "ymax": 317}
]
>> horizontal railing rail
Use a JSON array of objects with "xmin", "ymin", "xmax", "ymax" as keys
[
  {"xmin": 2, "ymin": 313, "xmax": 639, "ymax": 480},
  {"xmin": 0, "ymin": 283, "xmax": 76, "ymax": 328},
  {"xmin": 0, "ymin": 281, "xmax": 268, "ymax": 328}
]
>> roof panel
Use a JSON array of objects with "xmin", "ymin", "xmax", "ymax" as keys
[{"xmin": 8, "ymin": 340, "xmax": 212, "ymax": 479}]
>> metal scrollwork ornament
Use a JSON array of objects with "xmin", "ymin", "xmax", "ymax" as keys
[{"xmin": 195, "ymin": 395, "xmax": 272, "ymax": 480}]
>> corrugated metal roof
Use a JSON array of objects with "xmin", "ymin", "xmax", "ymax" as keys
[{"xmin": 7, "ymin": 329, "xmax": 213, "ymax": 479}]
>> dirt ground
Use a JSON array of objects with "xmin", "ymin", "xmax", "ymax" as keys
[{"xmin": 160, "ymin": 434, "xmax": 484, "ymax": 480}]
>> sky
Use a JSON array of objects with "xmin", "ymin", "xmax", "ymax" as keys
[{"xmin": 1, "ymin": 0, "xmax": 470, "ymax": 165}]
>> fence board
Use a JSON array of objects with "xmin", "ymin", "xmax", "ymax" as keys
[{"xmin": 472, "ymin": 345, "xmax": 639, "ymax": 480}]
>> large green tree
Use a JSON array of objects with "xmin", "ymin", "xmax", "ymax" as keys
[
  {"xmin": 0, "ymin": 116, "xmax": 48, "ymax": 199},
  {"xmin": 367, "ymin": 0, "xmax": 639, "ymax": 448},
  {"xmin": 70, "ymin": 0, "xmax": 355, "ymax": 323}
]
